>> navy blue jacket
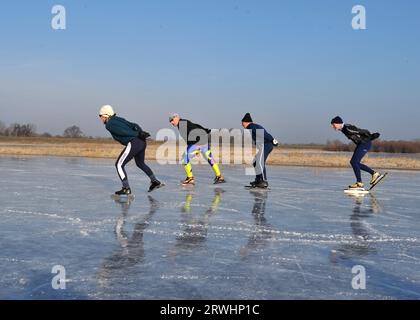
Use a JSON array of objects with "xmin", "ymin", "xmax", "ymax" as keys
[
  {"xmin": 246, "ymin": 123, "xmax": 274, "ymax": 145},
  {"xmin": 105, "ymin": 115, "xmax": 142, "ymax": 146}
]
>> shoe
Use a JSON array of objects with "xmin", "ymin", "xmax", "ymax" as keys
[
  {"xmin": 348, "ymin": 182, "xmax": 364, "ymax": 189},
  {"xmin": 115, "ymin": 187, "xmax": 132, "ymax": 195},
  {"xmin": 370, "ymin": 172, "xmax": 381, "ymax": 185},
  {"xmin": 253, "ymin": 180, "xmax": 269, "ymax": 189},
  {"xmin": 250, "ymin": 180, "xmax": 258, "ymax": 187},
  {"xmin": 148, "ymin": 180, "xmax": 164, "ymax": 192},
  {"xmin": 213, "ymin": 175, "xmax": 226, "ymax": 184},
  {"xmin": 181, "ymin": 177, "xmax": 195, "ymax": 185}
]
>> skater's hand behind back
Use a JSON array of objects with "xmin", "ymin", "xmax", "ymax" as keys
[
  {"xmin": 370, "ymin": 132, "xmax": 380, "ymax": 141},
  {"xmin": 138, "ymin": 131, "xmax": 151, "ymax": 140}
]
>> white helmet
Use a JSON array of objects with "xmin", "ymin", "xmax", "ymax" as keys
[
  {"xmin": 169, "ymin": 113, "xmax": 180, "ymax": 122},
  {"xmin": 99, "ymin": 105, "xmax": 115, "ymax": 117}
]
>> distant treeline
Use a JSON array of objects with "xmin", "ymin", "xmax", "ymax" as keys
[
  {"xmin": 0, "ymin": 122, "xmax": 37, "ymax": 137},
  {"xmin": 2, "ymin": 120, "xmax": 419, "ymax": 153},
  {"xmin": 0, "ymin": 121, "xmax": 84, "ymax": 138},
  {"xmin": 325, "ymin": 140, "xmax": 420, "ymax": 153}
]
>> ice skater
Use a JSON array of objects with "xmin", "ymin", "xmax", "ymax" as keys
[
  {"xmin": 330, "ymin": 116, "xmax": 383, "ymax": 190},
  {"xmin": 241, "ymin": 113, "xmax": 278, "ymax": 188},
  {"xmin": 169, "ymin": 113, "xmax": 225, "ymax": 185},
  {"xmin": 99, "ymin": 105, "xmax": 164, "ymax": 195}
]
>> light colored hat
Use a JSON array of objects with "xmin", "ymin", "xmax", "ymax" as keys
[
  {"xmin": 99, "ymin": 105, "xmax": 115, "ymax": 117},
  {"xmin": 169, "ymin": 113, "xmax": 180, "ymax": 122}
]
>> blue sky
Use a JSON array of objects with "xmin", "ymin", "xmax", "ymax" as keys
[{"xmin": 0, "ymin": 0, "xmax": 419, "ymax": 143}]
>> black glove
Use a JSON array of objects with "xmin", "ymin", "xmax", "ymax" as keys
[
  {"xmin": 370, "ymin": 132, "xmax": 380, "ymax": 141},
  {"xmin": 138, "ymin": 131, "xmax": 151, "ymax": 140}
]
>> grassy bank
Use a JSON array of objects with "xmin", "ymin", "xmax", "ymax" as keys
[{"xmin": 1, "ymin": 137, "xmax": 419, "ymax": 170}]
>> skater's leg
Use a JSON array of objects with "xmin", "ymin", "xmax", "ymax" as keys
[
  {"xmin": 262, "ymin": 143, "xmax": 273, "ymax": 181},
  {"xmin": 359, "ymin": 142, "xmax": 374, "ymax": 175},
  {"xmin": 182, "ymin": 145, "xmax": 199, "ymax": 178},
  {"xmin": 359, "ymin": 163, "xmax": 374, "ymax": 175},
  {"xmin": 201, "ymin": 145, "xmax": 221, "ymax": 177},
  {"xmin": 350, "ymin": 142, "xmax": 372, "ymax": 183},
  {"xmin": 252, "ymin": 160, "xmax": 260, "ymax": 183},
  {"xmin": 254, "ymin": 144, "xmax": 265, "ymax": 182},
  {"xmin": 350, "ymin": 151, "xmax": 363, "ymax": 183},
  {"xmin": 133, "ymin": 139, "xmax": 156, "ymax": 181},
  {"xmin": 115, "ymin": 142, "xmax": 136, "ymax": 188}
]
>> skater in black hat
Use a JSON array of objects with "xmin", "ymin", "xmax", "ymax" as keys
[
  {"xmin": 331, "ymin": 116, "xmax": 382, "ymax": 189},
  {"xmin": 242, "ymin": 113, "xmax": 278, "ymax": 188}
]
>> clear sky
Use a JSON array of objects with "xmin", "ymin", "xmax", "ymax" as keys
[{"xmin": 0, "ymin": 0, "xmax": 419, "ymax": 143}]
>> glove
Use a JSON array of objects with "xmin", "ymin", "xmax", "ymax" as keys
[
  {"xmin": 272, "ymin": 139, "xmax": 279, "ymax": 147},
  {"xmin": 138, "ymin": 131, "xmax": 151, "ymax": 140},
  {"xmin": 370, "ymin": 132, "xmax": 380, "ymax": 141}
]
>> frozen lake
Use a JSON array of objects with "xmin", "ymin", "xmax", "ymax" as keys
[{"xmin": 1, "ymin": 156, "xmax": 420, "ymax": 300}]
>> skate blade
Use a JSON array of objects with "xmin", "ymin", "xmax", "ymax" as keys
[
  {"xmin": 369, "ymin": 173, "xmax": 388, "ymax": 191},
  {"xmin": 245, "ymin": 185, "xmax": 271, "ymax": 190},
  {"xmin": 344, "ymin": 188, "xmax": 369, "ymax": 195},
  {"xmin": 181, "ymin": 181, "xmax": 195, "ymax": 186}
]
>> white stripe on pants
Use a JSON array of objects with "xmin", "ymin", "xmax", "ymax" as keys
[
  {"xmin": 256, "ymin": 144, "xmax": 265, "ymax": 180},
  {"xmin": 117, "ymin": 142, "xmax": 132, "ymax": 180}
]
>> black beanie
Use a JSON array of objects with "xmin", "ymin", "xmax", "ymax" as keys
[
  {"xmin": 241, "ymin": 113, "xmax": 253, "ymax": 123},
  {"xmin": 331, "ymin": 116, "xmax": 343, "ymax": 124}
]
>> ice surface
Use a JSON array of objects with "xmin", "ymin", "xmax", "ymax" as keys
[{"xmin": 1, "ymin": 156, "xmax": 420, "ymax": 299}]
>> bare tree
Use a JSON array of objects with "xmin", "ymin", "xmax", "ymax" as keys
[
  {"xmin": 63, "ymin": 125, "xmax": 84, "ymax": 138},
  {"xmin": 0, "ymin": 121, "xmax": 6, "ymax": 135},
  {"xmin": 21, "ymin": 124, "xmax": 37, "ymax": 136},
  {"xmin": 7, "ymin": 123, "xmax": 37, "ymax": 137},
  {"xmin": 8, "ymin": 123, "xmax": 19, "ymax": 136}
]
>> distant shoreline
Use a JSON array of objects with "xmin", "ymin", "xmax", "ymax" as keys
[{"xmin": 1, "ymin": 137, "xmax": 419, "ymax": 171}]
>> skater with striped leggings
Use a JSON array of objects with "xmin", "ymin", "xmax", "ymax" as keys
[{"xmin": 169, "ymin": 113, "xmax": 225, "ymax": 185}]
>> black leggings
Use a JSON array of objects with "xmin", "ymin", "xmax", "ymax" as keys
[
  {"xmin": 350, "ymin": 141, "xmax": 374, "ymax": 183},
  {"xmin": 116, "ymin": 137, "xmax": 155, "ymax": 188}
]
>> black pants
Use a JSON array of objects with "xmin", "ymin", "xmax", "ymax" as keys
[{"xmin": 116, "ymin": 137, "xmax": 155, "ymax": 188}]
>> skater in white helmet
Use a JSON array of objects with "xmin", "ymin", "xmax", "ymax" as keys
[{"xmin": 99, "ymin": 105, "xmax": 164, "ymax": 194}]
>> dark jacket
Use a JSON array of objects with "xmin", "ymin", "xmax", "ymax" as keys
[
  {"xmin": 246, "ymin": 123, "xmax": 274, "ymax": 145},
  {"xmin": 105, "ymin": 115, "xmax": 143, "ymax": 146},
  {"xmin": 341, "ymin": 124, "xmax": 377, "ymax": 145},
  {"xmin": 177, "ymin": 119, "xmax": 211, "ymax": 146}
]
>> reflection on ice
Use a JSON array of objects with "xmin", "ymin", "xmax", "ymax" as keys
[
  {"xmin": 97, "ymin": 196, "xmax": 159, "ymax": 289},
  {"xmin": 1, "ymin": 157, "xmax": 419, "ymax": 299},
  {"xmin": 171, "ymin": 188, "xmax": 225, "ymax": 253},
  {"xmin": 239, "ymin": 190, "xmax": 277, "ymax": 258},
  {"xmin": 330, "ymin": 195, "xmax": 381, "ymax": 263}
]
